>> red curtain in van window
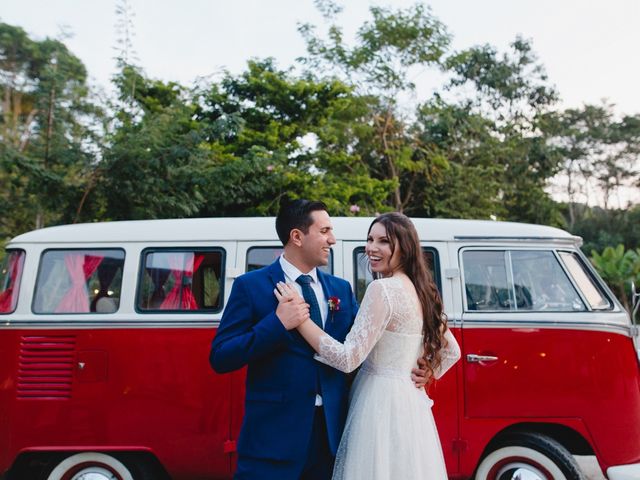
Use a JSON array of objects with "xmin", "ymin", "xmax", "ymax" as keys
[
  {"xmin": 183, "ymin": 253, "xmax": 205, "ymax": 309},
  {"xmin": 160, "ymin": 253, "xmax": 205, "ymax": 310},
  {"xmin": 0, "ymin": 251, "xmax": 25, "ymax": 313},
  {"xmin": 55, "ymin": 253, "xmax": 104, "ymax": 313}
]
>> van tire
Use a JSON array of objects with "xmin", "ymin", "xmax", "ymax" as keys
[
  {"xmin": 45, "ymin": 452, "xmax": 135, "ymax": 480},
  {"xmin": 474, "ymin": 432, "xmax": 585, "ymax": 480}
]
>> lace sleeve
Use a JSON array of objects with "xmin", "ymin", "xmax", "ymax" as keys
[
  {"xmin": 315, "ymin": 280, "xmax": 392, "ymax": 373},
  {"xmin": 433, "ymin": 328, "xmax": 461, "ymax": 379}
]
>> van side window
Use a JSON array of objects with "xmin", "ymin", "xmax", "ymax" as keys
[
  {"xmin": 0, "ymin": 250, "xmax": 25, "ymax": 314},
  {"xmin": 33, "ymin": 249, "xmax": 125, "ymax": 314},
  {"xmin": 138, "ymin": 249, "xmax": 224, "ymax": 312},
  {"xmin": 246, "ymin": 247, "xmax": 332, "ymax": 274},
  {"xmin": 558, "ymin": 251, "xmax": 611, "ymax": 310},
  {"xmin": 463, "ymin": 250, "xmax": 586, "ymax": 312},
  {"xmin": 353, "ymin": 247, "xmax": 440, "ymax": 303}
]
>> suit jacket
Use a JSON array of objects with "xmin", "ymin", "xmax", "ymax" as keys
[{"xmin": 209, "ymin": 259, "xmax": 358, "ymax": 461}]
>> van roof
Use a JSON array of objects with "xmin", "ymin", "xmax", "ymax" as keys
[{"xmin": 9, "ymin": 217, "xmax": 581, "ymax": 245}]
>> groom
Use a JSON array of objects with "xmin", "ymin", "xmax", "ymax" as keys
[{"xmin": 210, "ymin": 200, "xmax": 427, "ymax": 479}]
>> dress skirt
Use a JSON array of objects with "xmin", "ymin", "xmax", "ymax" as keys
[{"xmin": 331, "ymin": 367, "xmax": 448, "ymax": 480}]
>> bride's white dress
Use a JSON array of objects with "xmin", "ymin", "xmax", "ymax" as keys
[{"xmin": 316, "ymin": 275, "xmax": 461, "ymax": 480}]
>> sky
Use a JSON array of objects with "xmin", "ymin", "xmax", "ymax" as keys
[{"xmin": 2, "ymin": 0, "xmax": 640, "ymax": 115}]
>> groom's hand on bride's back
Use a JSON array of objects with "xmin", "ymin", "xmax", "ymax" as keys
[{"xmin": 411, "ymin": 357, "xmax": 433, "ymax": 388}]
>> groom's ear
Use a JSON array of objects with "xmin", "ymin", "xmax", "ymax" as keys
[{"xmin": 290, "ymin": 228, "xmax": 304, "ymax": 247}]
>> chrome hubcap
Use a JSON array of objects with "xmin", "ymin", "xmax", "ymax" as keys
[
  {"xmin": 497, "ymin": 463, "xmax": 547, "ymax": 480},
  {"xmin": 70, "ymin": 467, "xmax": 119, "ymax": 480}
]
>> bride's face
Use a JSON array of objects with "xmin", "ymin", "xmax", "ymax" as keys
[{"xmin": 366, "ymin": 222, "xmax": 401, "ymax": 276}]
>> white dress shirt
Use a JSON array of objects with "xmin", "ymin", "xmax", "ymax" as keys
[{"xmin": 279, "ymin": 254, "xmax": 327, "ymax": 406}]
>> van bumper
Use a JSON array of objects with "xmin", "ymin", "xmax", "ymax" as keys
[{"xmin": 608, "ymin": 463, "xmax": 640, "ymax": 480}]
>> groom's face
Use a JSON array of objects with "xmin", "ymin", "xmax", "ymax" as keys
[{"xmin": 299, "ymin": 210, "xmax": 336, "ymax": 267}]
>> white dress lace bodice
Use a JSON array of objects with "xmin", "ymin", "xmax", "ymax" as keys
[
  {"xmin": 319, "ymin": 275, "xmax": 461, "ymax": 480},
  {"xmin": 316, "ymin": 275, "xmax": 460, "ymax": 378}
]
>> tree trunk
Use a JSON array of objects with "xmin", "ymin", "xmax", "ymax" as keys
[
  {"xmin": 378, "ymin": 111, "xmax": 402, "ymax": 212},
  {"xmin": 44, "ymin": 84, "xmax": 56, "ymax": 165},
  {"xmin": 35, "ymin": 211, "xmax": 43, "ymax": 230}
]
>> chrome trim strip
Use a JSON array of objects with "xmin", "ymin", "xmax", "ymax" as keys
[
  {"xmin": 0, "ymin": 319, "xmax": 220, "ymax": 329},
  {"xmin": 459, "ymin": 319, "xmax": 631, "ymax": 336},
  {"xmin": 1, "ymin": 318, "xmax": 630, "ymax": 336},
  {"xmin": 453, "ymin": 236, "xmax": 581, "ymax": 245}
]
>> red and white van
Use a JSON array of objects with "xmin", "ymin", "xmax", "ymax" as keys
[{"xmin": 0, "ymin": 217, "xmax": 638, "ymax": 480}]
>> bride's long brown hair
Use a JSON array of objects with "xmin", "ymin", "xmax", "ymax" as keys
[{"xmin": 368, "ymin": 213, "xmax": 447, "ymax": 375}]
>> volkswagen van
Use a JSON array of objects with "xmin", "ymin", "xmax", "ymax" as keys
[{"xmin": 0, "ymin": 217, "xmax": 638, "ymax": 480}]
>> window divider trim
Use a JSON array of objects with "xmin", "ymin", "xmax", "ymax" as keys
[
  {"xmin": 553, "ymin": 249, "xmax": 592, "ymax": 312},
  {"xmin": 505, "ymin": 250, "xmax": 517, "ymax": 312}
]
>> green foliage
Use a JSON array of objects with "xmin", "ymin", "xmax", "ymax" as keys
[
  {"xmin": 96, "ymin": 66, "xmax": 207, "ymax": 220},
  {"xmin": 443, "ymin": 37, "xmax": 563, "ymax": 223},
  {"xmin": 296, "ymin": 5, "xmax": 567, "ymax": 222},
  {"xmin": 446, "ymin": 37, "xmax": 557, "ymax": 113},
  {"xmin": 568, "ymin": 204, "xmax": 640, "ymax": 254},
  {"xmin": 590, "ymin": 244, "xmax": 640, "ymax": 312},
  {"xmin": 299, "ymin": 4, "xmax": 455, "ymax": 214},
  {"xmin": 0, "ymin": 22, "xmax": 100, "ymax": 236},
  {"xmin": 193, "ymin": 60, "xmax": 393, "ymax": 216},
  {"xmin": 300, "ymin": 4, "xmax": 450, "ymax": 93},
  {"xmin": 543, "ymin": 104, "xmax": 640, "ymax": 229}
]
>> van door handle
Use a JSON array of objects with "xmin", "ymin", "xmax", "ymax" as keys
[{"xmin": 466, "ymin": 354, "xmax": 498, "ymax": 363}]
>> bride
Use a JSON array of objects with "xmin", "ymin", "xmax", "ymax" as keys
[{"xmin": 276, "ymin": 212, "xmax": 461, "ymax": 479}]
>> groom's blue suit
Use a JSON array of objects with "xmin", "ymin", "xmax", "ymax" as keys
[{"xmin": 210, "ymin": 259, "xmax": 358, "ymax": 479}]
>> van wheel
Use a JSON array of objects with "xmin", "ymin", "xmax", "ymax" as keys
[
  {"xmin": 475, "ymin": 433, "xmax": 585, "ymax": 480},
  {"xmin": 46, "ymin": 452, "xmax": 134, "ymax": 480}
]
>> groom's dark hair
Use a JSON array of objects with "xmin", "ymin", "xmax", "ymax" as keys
[{"xmin": 276, "ymin": 199, "xmax": 328, "ymax": 246}]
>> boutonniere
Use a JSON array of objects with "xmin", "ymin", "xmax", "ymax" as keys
[{"xmin": 328, "ymin": 296, "xmax": 341, "ymax": 322}]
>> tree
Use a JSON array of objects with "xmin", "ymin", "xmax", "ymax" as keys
[
  {"xmin": 299, "ymin": 2, "xmax": 452, "ymax": 213},
  {"xmin": 444, "ymin": 37, "xmax": 562, "ymax": 224},
  {"xmin": 95, "ymin": 65, "xmax": 207, "ymax": 220},
  {"xmin": 411, "ymin": 99, "xmax": 504, "ymax": 218},
  {"xmin": 0, "ymin": 22, "xmax": 101, "ymax": 238},
  {"xmin": 195, "ymin": 59, "xmax": 393, "ymax": 216},
  {"xmin": 567, "ymin": 203, "xmax": 640, "ymax": 254},
  {"xmin": 298, "ymin": 4, "xmax": 565, "ymax": 223},
  {"xmin": 544, "ymin": 104, "xmax": 640, "ymax": 230}
]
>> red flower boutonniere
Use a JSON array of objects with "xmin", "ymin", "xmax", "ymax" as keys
[{"xmin": 328, "ymin": 296, "xmax": 341, "ymax": 321}]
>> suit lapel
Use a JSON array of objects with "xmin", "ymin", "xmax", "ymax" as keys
[
  {"xmin": 267, "ymin": 258, "xmax": 286, "ymax": 287},
  {"xmin": 317, "ymin": 270, "xmax": 336, "ymax": 335}
]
